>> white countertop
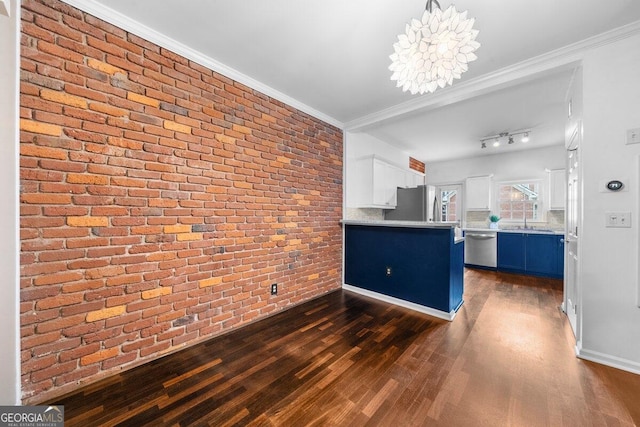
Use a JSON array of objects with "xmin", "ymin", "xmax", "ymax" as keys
[
  {"xmin": 342, "ymin": 219, "xmax": 455, "ymax": 229},
  {"xmin": 341, "ymin": 220, "xmax": 465, "ymax": 244}
]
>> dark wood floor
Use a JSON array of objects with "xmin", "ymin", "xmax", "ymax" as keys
[{"xmin": 50, "ymin": 269, "xmax": 640, "ymax": 426}]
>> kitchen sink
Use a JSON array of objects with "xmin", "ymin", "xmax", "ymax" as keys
[{"xmin": 512, "ymin": 227, "xmax": 556, "ymax": 234}]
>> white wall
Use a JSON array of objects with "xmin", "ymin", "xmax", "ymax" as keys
[
  {"xmin": 425, "ymin": 145, "xmax": 565, "ymax": 185},
  {"xmin": 579, "ymin": 33, "xmax": 640, "ymax": 372},
  {"xmin": 426, "ymin": 145, "xmax": 565, "ymax": 222},
  {"xmin": 0, "ymin": 0, "xmax": 21, "ymax": 404}
]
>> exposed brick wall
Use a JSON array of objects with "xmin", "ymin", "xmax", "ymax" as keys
[
  {"xmin": 409, "ymin": 157, "xmax": 425, "ymax": 174},
  {"xmin": 19, "ymin": 0, "xmax": 343, "ymax": 403}
]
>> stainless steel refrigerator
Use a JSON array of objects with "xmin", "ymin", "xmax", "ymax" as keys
[{"xmin": 384, "ymin": 185, "xmax": 439, "ymax": 222}]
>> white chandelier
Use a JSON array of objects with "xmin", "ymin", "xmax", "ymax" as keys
[{"xmin": 389, "ymin": 0, "xmax": 480, "ymax": 95}]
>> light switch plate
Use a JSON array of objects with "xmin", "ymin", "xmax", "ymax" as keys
[
  {"xmin": 0, "ymin": 0, "xmax": 9, "ymax": 17},
  {"xmin": 627, "ymin": 128, "xmax": 640, "ymax": 145},
  {"xmin": 605, "ymin": 212, "xmax": 631, "ymax": 228}
]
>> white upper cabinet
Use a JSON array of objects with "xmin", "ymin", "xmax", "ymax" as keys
[
  {"xmin": 405, "ymin": 170, "xmax": 425, "ymax": 188},
  {"xmin": 549, "ymin": 169, "xmax": 566, "ymax": 210},
  {"xmin": 465, "ymin": 175, "xmax": 492, "ymax": 210},
  {"xmin": 353, "ymin": 156, "xmax": 405, "ymax": 208}
]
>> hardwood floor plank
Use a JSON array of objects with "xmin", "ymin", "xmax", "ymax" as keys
[{"xmin": 48, "ymin": 269, "xmax": 640, "ymax": 426}]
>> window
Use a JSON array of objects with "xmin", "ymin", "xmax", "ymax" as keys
[
  {"xmin": 498, "ymin": 181, "xmax": 540, "ymax": 221},
  {"xmin": 441, "ymin": 189, "xmax": 458, "ymax": 222}
]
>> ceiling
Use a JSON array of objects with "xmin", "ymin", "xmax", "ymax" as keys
[{"xmin": 73, "ymin": 0, "xmax": 640, "ymax": 162}]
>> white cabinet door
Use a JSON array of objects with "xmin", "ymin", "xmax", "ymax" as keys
[
  {"xmin": 406, "ymin": 170, "xmax": 425, "ymax": 188},
  {"xmin": 355, "ymin": 156, "xmax": 402, "ymax": 208},
  {"xmin": 549, "ymin": 169, "xmax": 566, "ymax": 210},
  {"xmin": 385, "ymin": 161, "xmax": 405, "ymax": 206},
  {"xmin": 371, "ymin": 159, "xmax": 388, "ymax": 206},
  {"xmin": 465, "ymin": 176, "xmax": 492, "ymax": 210}
]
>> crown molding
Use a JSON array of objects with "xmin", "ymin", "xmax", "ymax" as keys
[
  {"xmin": 346, "ymin": 19, "xmax": 640, "ymax": 131},
  {"xmin": 60, "ymin": 0, "xmax": 344, "ymax": 129}
]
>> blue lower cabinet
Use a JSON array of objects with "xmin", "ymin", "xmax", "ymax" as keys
[
  {"xmin": 497, "ymin": 233, "xmax": 526, "ymax": 271},
  {"xmin": 496, "ymin": 232, "xmax": 564, "ymax": 279},
  {"xmin": 344, "ymin": 225, "xmax": 463, "ymax": 314},
  {"xmin": 526, "ymin": 234, "xmax": 560, "ymax": 277},
  {"xmin": 555, "ymin": 237, "xmax": 565, "ymax": 277},
  {"xmin": 449, "ymin": 241, "xmax": 464, "ymax": 312}
]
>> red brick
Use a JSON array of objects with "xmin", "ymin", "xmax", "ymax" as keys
[
  {"xmin": 80, "ymin": 347, "xmax": 120, "ymax": 366},
  {"xmin": 35, "ymin": 314, "xmax": 85, "ymax": 334},
  {"xmin": 19, "ymin": 0, "xmax": 343, "ymax": 404}
]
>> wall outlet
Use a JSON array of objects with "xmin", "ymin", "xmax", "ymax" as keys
[
  {"xmin": 626, "ymin": 128, "xmax": 640, "ymax": 145},
  {"xmin": 385, "ymin": 267, "xmax": 392, "ymax": 276},
  {"xmin": 270, "ymin": 283, "xmax": 278, "ymax": 295},
  {"xmin": 605, "ymin": 212, "xmax": 631, "ymax": 228}
]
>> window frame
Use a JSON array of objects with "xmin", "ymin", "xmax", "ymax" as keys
[{"xmin": 496, "ymin": 179, "xmax": 544, "ymax": 223}]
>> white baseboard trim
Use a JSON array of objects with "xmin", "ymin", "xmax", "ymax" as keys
[
  {"xmin": 577, "ymin": 348, "xmax": 640, "ymax": 375},
  {"xmin": 342, "ymin": 284, "xmax": 458, "ymax": 321}
]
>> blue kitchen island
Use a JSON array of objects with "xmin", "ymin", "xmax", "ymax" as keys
[{"xmin": 342, "ymin": 220, "xmax": 465, "ymax": 321}]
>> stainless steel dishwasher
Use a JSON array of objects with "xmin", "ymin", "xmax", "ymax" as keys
[{"xmin": 464, "ymin": 230, "xmax": 497, "ymax": 268}]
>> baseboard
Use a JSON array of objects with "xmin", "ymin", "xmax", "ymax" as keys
[
  {"xmin": 342, "ymin": 284, "xmax": 459, "ymax": 321},
  {"xmin": 577, "ymin": 347, "xmax": 640, "ymax": 375}
]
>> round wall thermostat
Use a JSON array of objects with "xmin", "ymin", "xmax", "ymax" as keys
[{"xmin": 606, "ymin": 180, "xmax": 624, "ymax": 191}]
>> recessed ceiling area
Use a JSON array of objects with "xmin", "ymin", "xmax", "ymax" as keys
[
  {"xmin": 67, "ymin": 0, "xmax": 640, "ymax": 161},
  {"xmin": 359, "ymin": 67, "xmax": 575, "ymax": 162}
]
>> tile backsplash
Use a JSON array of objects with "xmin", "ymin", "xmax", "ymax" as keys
[
  {"xmin": 465, "ymin": 209, "xmax": 565, "ymax": 231},
  {"xmin": 345, "ymin": 208, "xmax": 385, "ymax": 221}
]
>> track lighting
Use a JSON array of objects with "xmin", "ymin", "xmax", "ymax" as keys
[{"xmin": 480, "ymin": 129, "xmax": 532, "ymax": 150}]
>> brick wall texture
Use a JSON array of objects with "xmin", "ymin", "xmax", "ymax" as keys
[
  {"xmin": 409, "ymin": 157, "xmax": 425, "ymax": 174},
  {"xmin": 19, "ymin": 0, "xmax": 343, "ymax": 403}
]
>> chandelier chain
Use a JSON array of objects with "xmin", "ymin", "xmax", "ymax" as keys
[{"xmin": 425, "ymin": 0, "xmax": 441, "ymax": 13}]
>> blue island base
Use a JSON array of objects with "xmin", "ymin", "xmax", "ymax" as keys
[{"xmin": 343, "ymin": 222, "xmax": 465, "ymax": 321}]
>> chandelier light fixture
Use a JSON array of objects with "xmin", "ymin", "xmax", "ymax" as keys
[
  {"xmin": 480, "ymin": 130, "xmax": 532, "ymax": 149},
  {"xmin": 389, "ymin": 0, "xmax": 480, "ymax": 95}
]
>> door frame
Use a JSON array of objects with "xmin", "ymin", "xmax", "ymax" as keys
[
  {"xmin": 436, "ymin": 183, "xmax": 463, "ymax": 224},
  {"xmin": 563, "ymin": 121, "xmax": 582, "ymax": 352}
]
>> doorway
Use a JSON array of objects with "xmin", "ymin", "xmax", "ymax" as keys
[{"xmin": 436, "ymin": 184, "xmax": 462, "ymax": 223}]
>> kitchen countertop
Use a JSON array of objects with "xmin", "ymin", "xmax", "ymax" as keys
[
  {"xmin": 464, "ymin": 227, "xmax": 564, "ymax": 235},
  {"xmin": 341, "ymin": 220, "xmax": 465, "ymax": 243},
  {"xmin": 342, "ymin": 219, "xmax": 455, "ymax": 229}
]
